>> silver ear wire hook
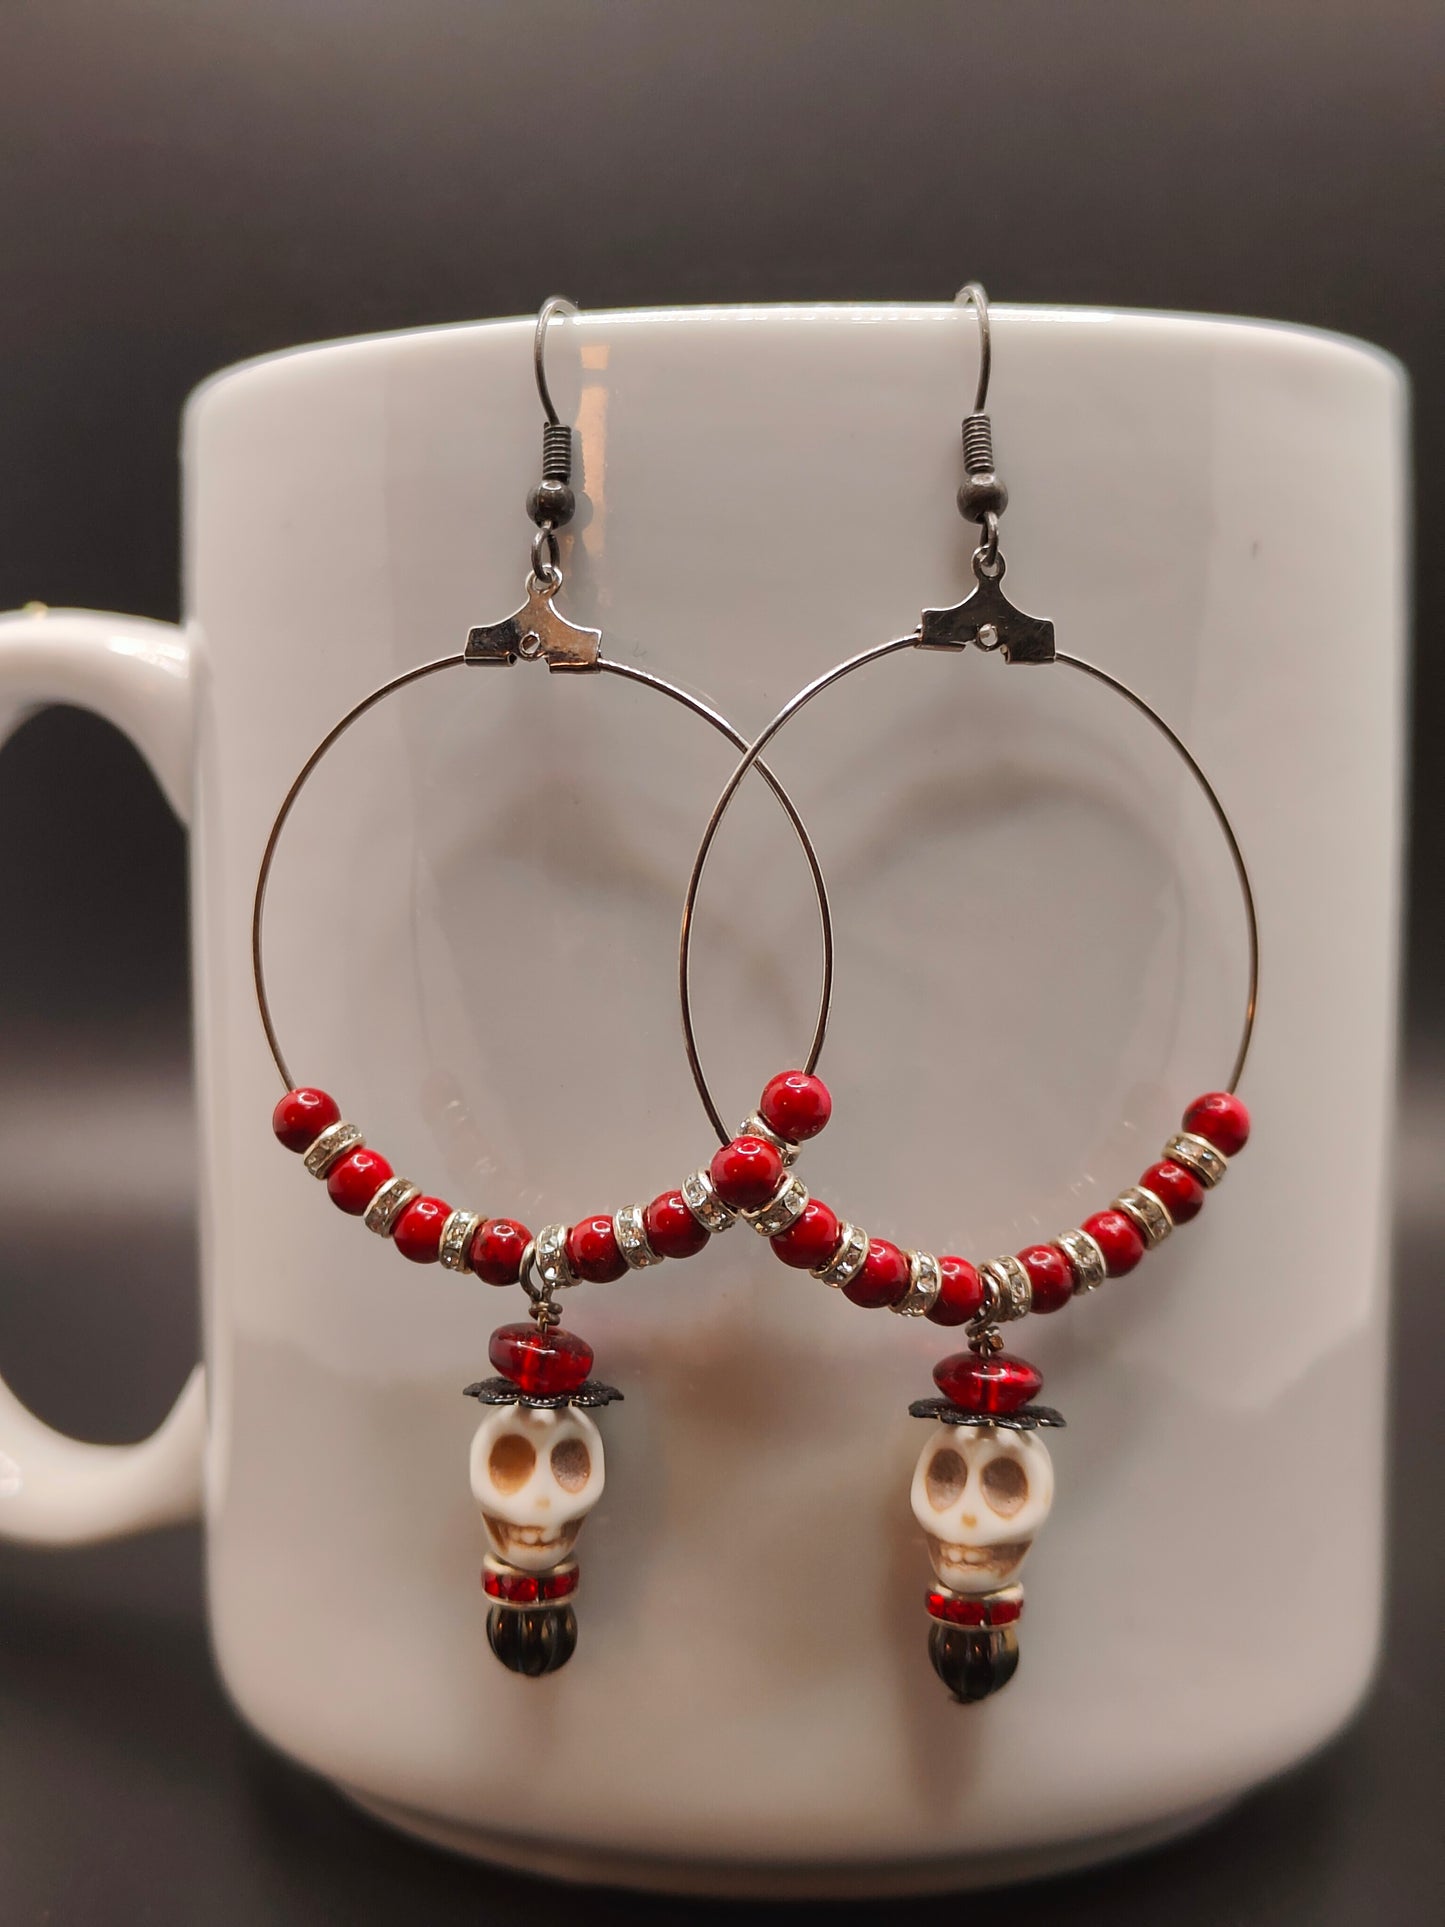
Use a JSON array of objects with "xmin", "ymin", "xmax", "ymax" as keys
[
  {"xmin": 533, "ymin": 295, "xmax": 578, "ymax": 427},
  {"xmin": 955, "ymin": 281, "xmax": 991, "ymax": 414}
]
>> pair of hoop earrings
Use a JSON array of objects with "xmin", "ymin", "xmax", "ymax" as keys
[{"xmin": 255, "ymin": 289, "xmax": 1257, "ymax": 1703}]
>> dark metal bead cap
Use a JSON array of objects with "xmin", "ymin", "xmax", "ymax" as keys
[
  {"xmin": 928, "ymin": 1621, "xmax": 1020, "ymax": 1702},
  {"xmin": 527, "ymin": 479, "xmax": 576, "ymax": 528},
  {"xmin": 486, "ymin": 1602, "xmax": 578, "ymax": 1676},
  {"xmin": 956, "ymin": 471, "xmax": 1009, "ymax": 521}
]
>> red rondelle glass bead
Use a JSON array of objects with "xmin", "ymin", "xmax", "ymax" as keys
[
  {"xmin": 709, "ymin": 1135, "xmax": 785, "ymax": 1211},
  {"xmin": 1082, "ymin": 1209, "xmax": 1146, "ymax": 1277},
  {"xmin": 928, "ymin": 1255, "xmax": 984, "ymax": 1326},
  {"xmin": 271, "ymin": 1087, "xmax": 340, "ymax": 1152},
  {"xmin": 488, "ymin": 1322, "xmax": 593, "ymax": 1397},
  {"xmin": 933, "ymin": 1350, "xmax": 1042, "ymax": 1414},
  {"xmin": 483, "ymin": 1564, "xmax": 579, "ymax": 1603},
  {"xmin": 326, "ymin": 1147, "xmax": 394, "ymax": 1216},
  {"xmin": 644, "ymin": 1190, "xmax": 709, "ymax": 1261},
  {"xmin": 1183, "ymin": 1091, "xmax": 1251, "ymax": 1158},
  {"xmin": 757, "ymin": 1070, "xmax": 832, "ymax": 1144},
  {"xmin": 393, "ymin": 1195, "xmax": 452, "ymax": 1263},
  {"xmin": 1141, "ymin": 1159, "xmax": 1205, "ymax": 1225},
  {"xmin": 567, "ymin": 1215, "xmax": 628, "ymax": 1284},
  {"xmin": 926, "ymin": 1587, "xmax": 1023, "ymax": 1626},
  {"xmin": 842, "ymin": 1236, "xmax": 911, "ymax": 1309},
  {"xmin": 469, "ymin": 1217, "xmax": 532, "ymax": 1286},
  {"xmin": 1018, "ymin": 1243, "xmax": 1073, "ymax": 1313},
  {"xmin": 770, "ymin": 1199, "xmax": 841, "ymax": 1271}
]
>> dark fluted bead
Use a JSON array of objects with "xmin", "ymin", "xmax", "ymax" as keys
[
  {"xmin": 487, "ymin": 1604, "xmax": 578, "ymax": 1676},
  {"xmin": 927, "ymin": 1621, "xmax": 1020, "ymax": 1702}
]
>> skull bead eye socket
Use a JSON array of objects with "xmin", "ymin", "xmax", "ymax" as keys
[
  {"xmin": 488, "ymin": 1432, "xmax": 536, "ymax": 1493},
  {"xmin": 551, "ymin": 1436, "xmax": 592, "ymax": 1492},
  {"xmin": 981, "ymin": 1453, "xmax": 1029, "ymax": 1517},
  {"xmin": 925, "ymin": 1446, "xmax": 968, "ymax": 1510}
]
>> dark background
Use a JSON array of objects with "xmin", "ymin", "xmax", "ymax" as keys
[{"xmin": 0, "ymin": 3, "xmax": 1441, "ymax": 1922}]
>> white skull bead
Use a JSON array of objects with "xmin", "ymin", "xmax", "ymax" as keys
[
  {"xmin": 470, "ymin": 1402, "xmax": 605, "ymax": 1572},
  {"xmin": 910, "ymin": 1420, "xmax": 1054, "ymax": 1596}
]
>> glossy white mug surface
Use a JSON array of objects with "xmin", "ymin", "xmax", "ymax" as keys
[{"xmin": 0, "ymin": 305, "xmax": 1406, "ymax": 1894}]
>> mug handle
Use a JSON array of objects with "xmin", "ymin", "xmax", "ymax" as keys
[{"xmin": 0, "ymin": 606, "xmax": 204, "ymax": 1544}]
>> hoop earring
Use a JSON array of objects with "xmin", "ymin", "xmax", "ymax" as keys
[
  {"xmin": 254, "ymin": 298, "xmax": 837, "ymax": 1676},
  {"xmin": 678, "ymin": 285, "xmax": 1259, "ymax": 1703}
]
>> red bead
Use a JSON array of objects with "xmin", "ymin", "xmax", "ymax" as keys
[
  {"xmin": 566, "ymin": 1215, "xmax": 627, "ymax": 1283},
  {"xmin": 709, "ymin": 1135, "xmax": 785, "ymax": 1211},
  {"xmin": 757, "ymin": 1071, "xmax": 832, "ymax": 1143},
  {"xmin": 488, "ymin": 1322, "xmax": 593, "ymax": 1397},
  {"xmin": 1018, "ymin": 1243, "xmax": 1073, "ymax": 1313},
  {"xmin": 644, "ymin": 1190, "xmax": 709, "ymax": 1260},
  {"xmin": 926, "ymin": 1588, "xmax": 1023, "ymax": 1626},
  {"xmin": 469, "ymin": 1217, "xmax": 532, "ymax": 1285},
  {"xmin": 326, "ymin": 1147, "xmax": 394, "ymax": 1216},
  {"xmin": 933, "ymin": 1350, "xmax": 1042, "ymax": 1414},
  {"xmin": 393, "ymin": 1195, "xmax": 451, "ymax": 1263},
  {"xmin": 1082, "ymin": 1209, "xmax": 1146, "ymax": 1277},
  {"xmin": 1183, "ymin": 1091, "xmax": 1251, "ymax": 1157},
  {"xmin": 842, "ymin": 1237, "xmax": 910, "ymax": 1309},
  {"xmin": 1141, "ymin": 1159, "xmax": 1205, "ymax": 1225},
  {"xmin": 928, "ymin": 1255, "xmax": 984, "ymax": 1326},
  {"xmin": 770, "ymin": 1199, "xmax": 841, "ymax": 1270},
  {"xmin": 271, "ymin": 1087, "xmax": 340, "ymax": 1152},
  {"xmin": 483, "ymin": 1564, "xmax": 579, "ymax": 1603}
]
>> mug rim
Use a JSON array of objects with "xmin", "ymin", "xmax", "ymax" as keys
[{"xmin": 184, "ymin": 301, "xmax": 1406, "ymax": 424}]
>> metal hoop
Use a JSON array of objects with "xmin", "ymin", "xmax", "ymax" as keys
[
  {"xmin": 253, "ymin": 655, "xmax": 834, "ymax": 1129},
  {"xmin": 679, "ymin": 637, "xmax": 1260, "ymax": 1131}
]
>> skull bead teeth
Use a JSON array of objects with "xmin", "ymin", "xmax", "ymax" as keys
[{"xmin": 908, "ymin": 1350, "xmax": 1065, "ymax": 1702}]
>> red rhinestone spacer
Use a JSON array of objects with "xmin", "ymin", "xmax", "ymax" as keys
[
  {"xmin": 1183, "ymin": 1091, "xmax": 1251, "ymax": 1158},
  {"xmin": 928, "ymin": 1255, "xmax": 984, "ymax": 1327},
  {"xmin": 926, "ymin": 1588, "xmax": 1024, "ymax": 1626},
  {"xmin": 644, "ymin": 1190, "xmax": 709, "ymax": 1261},
  {"xmin": 757, "ymin": 1071, "xmax": 832, "ymax": 1143},
  {"xmin": 483, "ymin": 1565, "xmax": 580, "ymax": 1603},
  {"xmin": 710, "ymin": 1135, "xmax": 786, "ymax": 1211},
  {"xmin": 469, "ymin": 1218, "xmax": 532, "ymax": 1286},
  {"xmin": 488, "ymin": 1323, "xmax": 593, "ymax": 1397},
  {"xmin": 1018, "ymin": 1243, "xmax": 1073, "ymax": 1314},
  {"xmin": 933, "ymin": 1350, "xmax": 1042, "ymax": 1414},
  {"xmin": 326, "ymin": 1147, "xmax": 394, "ymax": 1216},
  {"xmin": 567, "ymin": 1215, "xmax": 628, "ymax": 1284},
  {"xmin": 1141, "ymin": 1159, "xmax": 1205, "ymax": 1225},
  {"xmin": 842, "ymin": 1237, "xmax": 911, "ymax": 1309},
  {"xmin": 271, "ymin": 1087, "xmax": 341, "ymax": 1152},
  {"xmin": 1082, "ymin": 1208, "xmax": 1146, "ymax": 1277},
  {"xmin": 771, "ymin": 1199, "xmax": 842, "ymax": 1271},
  {"xmin": 393, "ymin": 1195, "xmax": 452, "ymax": 1263}
]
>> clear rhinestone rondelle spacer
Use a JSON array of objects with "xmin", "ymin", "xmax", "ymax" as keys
[
  {"xmin": 303, "ymin": 1121, "xmax": 364, "ymax": 1178},
  {"xmin": 614, "ymin": 1203, "xmax": 664, "ymax": 1269},
  {"xmin": 682, "ymin": 1168, "xmax": 736, "ymax": 1233},
  {"xmin": 365, "ymin": 1177, "xmax": 421, "ymax": 1236}
]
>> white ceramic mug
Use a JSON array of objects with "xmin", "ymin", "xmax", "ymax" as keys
[{"xmin": 0, "ymin": 305, "xmax": 1406, "ymax": 1897}]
